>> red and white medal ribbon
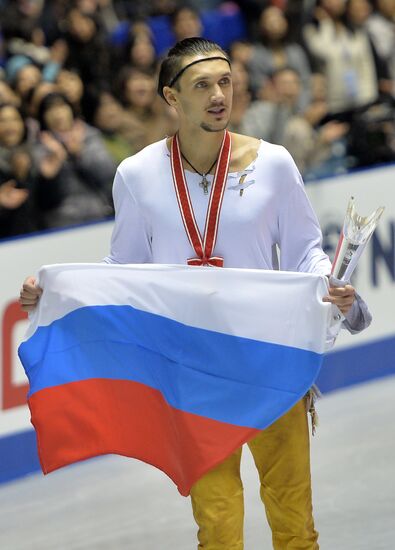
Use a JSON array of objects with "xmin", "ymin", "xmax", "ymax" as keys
[{"xmin": 170, "ymin": 130, "xmax": 231, "ymax": 267}]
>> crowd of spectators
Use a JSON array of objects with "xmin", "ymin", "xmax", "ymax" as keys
[{"xmin": 1, "ymin": 0, "xmax": 395, "ymax": 239}]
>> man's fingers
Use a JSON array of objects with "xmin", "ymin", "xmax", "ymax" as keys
[
  {"xmin": 328, "ymin": 284, "xmax": 355, "ymax": 297},
  {"xmin": 19, "ymin": 293, "xmax": 36, "ymax": 301},
  {"xmin": 22, "ymin": 276, "xmax": 42, "ymax": 295},
  {"xmin": 323, "ymin": 284, "xmax": 356, "ymax": 314},
  {"xmin": 22, "ymin": 284, "xmax": 42, "ymax": 296},
  {"xmin": 323, "ymin": 294, "xmax": 354, "ymax": 304},
  {"xmin": 20, "ymin": 304, "xmax": 37, "ymax": 312},
  {"xmin": 19, "ymin": 276, "xmax": 42, "ymax": 312},
  {"xmin": 19, "ymin": 295, "xmax": 39, "ymax": 304}
]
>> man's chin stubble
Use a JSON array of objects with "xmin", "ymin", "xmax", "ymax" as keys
[{"xmin": 200, "ymin": 121, "xmax": 229, "ymax": 132}]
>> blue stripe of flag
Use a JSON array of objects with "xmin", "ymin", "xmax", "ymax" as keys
[{"xmin": 19, "ymin": 305, "xmax": 323, "ymax": 429}]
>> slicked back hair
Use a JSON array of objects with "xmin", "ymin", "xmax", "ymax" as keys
[{"xmin": 157, "ymin": 37, "xmax": 230, "ymax": 100}]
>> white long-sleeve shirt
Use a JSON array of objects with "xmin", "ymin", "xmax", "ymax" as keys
[{"xmin": 104, "ymin": 137, "xmax": 370, "ymax": 332}]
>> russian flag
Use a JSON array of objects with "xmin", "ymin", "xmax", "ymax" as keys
[{"xmin": 19, "ymin": 264, "xmax": 334, "ymax": 496}]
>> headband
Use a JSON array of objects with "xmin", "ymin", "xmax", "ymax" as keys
[{"xmin": 168, "ymin": 56, "xmax": 231, "ymax": 88}]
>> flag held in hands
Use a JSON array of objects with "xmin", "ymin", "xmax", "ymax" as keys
[{"xmin": 19, "ymin": 264, "xmax": 332, "ymax": 496}]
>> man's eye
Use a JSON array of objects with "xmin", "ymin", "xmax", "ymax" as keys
[
  {"xmin": 220, "ymin": 78, "xmax": 231, "ymax": 85},
  {"xmin": 195, "ymin": 82, "xmax": 208, "ymax": 88}
]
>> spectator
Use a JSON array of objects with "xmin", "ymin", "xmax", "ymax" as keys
[
  {"xmin": 228, "ymin": 60, "xmax": 253, "ymax": 134},
  {"xmin": 0, "ymin": 0, "xmax": 391, "ymax": 238},
  {"xmin": 0, "ymin": 0, "xmax": 46, "ymax": 61},
  {"xmin": 240, "ymin": 67, "xmax": 305, "ymax": 143},
  {"xmin": 60, "ymin": 7, "xmax": 111, "ymax": 90},
  {"xmin": 229, "ymin": 40, "xmax": 254, "ymax": 67},
  {"xmin": 233, "ymin": 0, "xmax": 270, "ymax": 40},
  {"xmin": 5, "ymin": 49, "xmax": 66, "ymax": 112},
  {"xmin": 0, "ymin": 102, "xmax": 37, "ymax": 237},
  {"xmin": 170, "ymin": 6, "xmax": 203, "ymax": 42},
  {"xmin": 347, "ymin": 0, "xmax": 393, "ymax": 97},
  {"xmin": 5, "ymin": 55, "xmax": 42, "ymax": 111},
  {"xmin": 287, "ymin": 73, "xmax": 351, "ymax": 176},
  {"xmin": 115, "ymin": 32, "xmax": 157, "ymax": 75},
  {"xmin": 0, "ymin": 0, "xmax": 67, "ymax": 79},
  {"xmin": 117, "ymin": 67, "xmax": 172, "ymax": 150},
  {"xmin": 303, "ymin": 0, "xmax": 378, "ymax": 113},
  {"xmin": 34, "ymin": 92, "xmax": 116, "ymax": 228},
  {"xmin": 365, "ymin": 0, "xmax": 395, "ymax": 96},
  {"xmin": 247, "ymin": 6, "xmax": 311, "ymax": 108},
  {"xmin": 25, "ymin": 80, "xmax": 58, "ymax": 139},
  {"xmin": 75, "ymin": 0, "xmax": 120, "ymax": 33},
  {"xmin": 0, "ymin": 79, "xmax": 21, "ymax": 107},
  {"xmin": 83, "ymin": 90, "xmax": 136, "ymax": 164},
  {"xmin": 56, "ymin": 68, "xmax": 84, "ymax": 115}
]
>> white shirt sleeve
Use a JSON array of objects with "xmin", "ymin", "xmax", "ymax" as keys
[
  {"xmin": 103, "ymin": 167, "xmax": 152, "ymax": 264},
  {"xmin": 277, "ymin": 148, "xmax": 331, "ymax": 275},
  {"xmin": 274, "ymin": 148, "xmax": 372, "ymax": 333}
]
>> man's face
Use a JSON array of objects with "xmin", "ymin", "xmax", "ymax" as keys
[{"xmin": 170, "ymin": 55, "xmax": 233, "ymax": 133}]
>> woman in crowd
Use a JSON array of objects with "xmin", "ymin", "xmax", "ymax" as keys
[
  {"xmin": 117, "ymin": 67, "xmax": 175, "ymax": 151},
  {"xmin": 120, "ymin": 33, "xmax": 157, "ymax": 74},
  {"xmin": 56, "ymin": 68, "xmax": 84, "ymax": 116},
  {"xmin": 0, "ymin": 103, "xmax": 37, "ymax": 238},
  {"xmin": 228, "ymin": 60, "xmax": 253, "ymax": 134},
  {"xmin": 6, "ymin": 56, "xmax": 43, "ymax": 114},
  {"xmin": 347, "ymin": 0, "xmax": 393, "ymax": 97},
  {"xmin": 303, "ymin": 0, "xmax": 378, "ymax": 114},
  {"xmin": 247, "ymin": 5, "xmax": 312, "ymax": 107},
  {"xmin": 365, "ymin": 0, "xmax": 395, "ymax": 96},
  {"xmin": 34, "ymin": 92, "xmax": 116, "ymax": 229},
  {"xmin": 170, "ymin": 6, "xmax": 203, "ymax": 42},
  {"xmin": 0, "ymin": 79, "xmax": 21, "ymax": 107},
  {"xmin": 82, "ymin": 89, "xmax": 136, "ymax": 164},
  {"xmin": 60, "ymin": 7, "xmax": 111, "ymax": 90}
]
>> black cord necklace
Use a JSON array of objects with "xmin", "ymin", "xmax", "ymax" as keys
[{"xmin": 179, "ymin": 151, "xmax": 218, "ymax": 195}]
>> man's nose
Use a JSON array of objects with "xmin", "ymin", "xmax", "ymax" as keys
[{"xmin": 211, "ymin": 84, "xmax": 225, "ymax": 102}]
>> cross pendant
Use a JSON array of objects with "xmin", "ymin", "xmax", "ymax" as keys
[{"xmin": 199, "ymin": 175, "xmax": 210, "ymax": 195}]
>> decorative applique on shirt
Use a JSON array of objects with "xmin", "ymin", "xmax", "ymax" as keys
[{"xmin": 227, "ymin": 167, "xmax": 256, "ymax": 197}]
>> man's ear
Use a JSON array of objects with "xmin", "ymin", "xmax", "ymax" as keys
[{"xmin": 162, "ymin": 86, "xmax": 178, "ymax": 107}]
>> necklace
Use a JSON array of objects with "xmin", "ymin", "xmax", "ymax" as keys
[{"xmin": 179, "ymin": 150, "xmax": 218, "ymax": 195}]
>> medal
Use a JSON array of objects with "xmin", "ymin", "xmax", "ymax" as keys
[{"xmin": 170, "ymin": 130, "xmax": 231, "ymax": 267}]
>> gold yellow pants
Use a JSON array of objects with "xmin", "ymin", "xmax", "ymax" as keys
[{"xmin": 190, "ymin": 399, "xmax": 319, "ymax": 550}]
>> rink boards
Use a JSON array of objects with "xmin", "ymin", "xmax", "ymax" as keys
[{"xmin": 1, "ymin": 164, "xmax": 394, "ymax": 484}]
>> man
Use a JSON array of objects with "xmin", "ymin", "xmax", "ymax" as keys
[{"xmin": 20, "ymin": 38, "xmax": 370, "ymax": 550}]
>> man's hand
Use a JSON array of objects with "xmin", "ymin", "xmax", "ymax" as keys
[
  {"xmin": 323, "ymin": 285, "xmax": 356, "ymax": 315},
  {"xmin": 19, "ymin": 276, "xmax": 43, "ymax": 312}
]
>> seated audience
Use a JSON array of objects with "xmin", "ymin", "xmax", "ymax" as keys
[{"xmin": 0, "ymin": 0, "xmax": 394, "ymax": 239}]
